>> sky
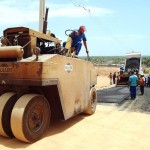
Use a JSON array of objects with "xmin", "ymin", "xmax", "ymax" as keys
[{"xmin": 0, "ymin": 0, "xmax": 150, "ymax": 56}]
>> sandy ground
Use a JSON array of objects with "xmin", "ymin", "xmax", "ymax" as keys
[
  {"xmin": 95, "ymin": 66, "xmax": 119, "ymax": 90},
  {"xmin": 1, "ymin": 66, "xmax": 150, "ymax": 150},
  {"xmin": 1, "ymin": 104, "xmax": 150, "ymax": 150}
]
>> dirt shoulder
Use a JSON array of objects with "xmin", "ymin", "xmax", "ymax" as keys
[{"xmin": 95, "ymin": 66, "xmax": 119, "ymax": 90}]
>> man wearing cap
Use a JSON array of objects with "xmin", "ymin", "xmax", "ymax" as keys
[
  {"xmin": 68, "ymin": 26, "xmax": 89, "ymax": 55},
  {"xmin": 128, "ymin": 71, "xmax": 139, "ymax": 99}
]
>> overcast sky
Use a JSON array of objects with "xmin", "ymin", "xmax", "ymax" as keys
[{"xmin": 0, "ymin": 0, "xmax": 149, "ymax": 56}]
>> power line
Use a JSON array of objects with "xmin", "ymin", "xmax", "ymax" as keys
[
  {"xmin": 70, "ymin": 0, "xmax": 132, "ymax": 52},
  {"xmin": 71, "ymin": 0, "xmax": 91, "ymax": 14}
]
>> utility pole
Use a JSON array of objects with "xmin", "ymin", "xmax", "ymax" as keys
[{"xmin": 39, "ymin": 0, "xmax": 45, "ymax": 32}]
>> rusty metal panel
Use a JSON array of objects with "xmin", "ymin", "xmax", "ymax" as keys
[
  {"xmin": 0, "ymin": 62, "xmax": 42, "ymax": 85},
  {"xmin": 0, "ymin": 53, "xmax": 97, "ymax": 120},
  {"xmin": 29, "ymin": 28, "xmax": 61, "ymax": 44}
]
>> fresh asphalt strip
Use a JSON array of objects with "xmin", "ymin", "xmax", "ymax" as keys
[{"xmin": 97, "ymin": 86, "xmax": 130, "ymax": 103}]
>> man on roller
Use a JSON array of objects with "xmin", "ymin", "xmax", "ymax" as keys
[{"xmin": 63, "ymin": 26, "xmax": 89, "ymax": 55}]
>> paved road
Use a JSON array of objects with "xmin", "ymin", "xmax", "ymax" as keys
[
  {"xmin": 97, "ymin": 86, "xmax": 150, "ymax": 113},
  {"xmin": 97, "ymin": 86, "xmax": 130, "ymax": 103}
]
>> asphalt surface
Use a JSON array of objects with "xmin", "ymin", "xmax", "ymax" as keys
[
  {"xmin": 97, "ymin": 85, "xmax": 150, "ymax": 114},
  {"xmin": 97, "ymin": 86, "xmax": 130, "ymax": 103}
]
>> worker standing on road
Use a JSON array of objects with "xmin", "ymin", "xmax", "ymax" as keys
[
  {"xmin": 113, "ymin": 72, "xmax": 116, "ymax": 84},
  {"xmin": 108, "ymin": 73, "xmax": 113, "ymax": 85},
  {"xmin": 139, "ymin": 74, "xmax": 145, "ymax": 95},
  {"xmin": 128, "ymin": 71, "xmax": 138, "ymax": 99}
]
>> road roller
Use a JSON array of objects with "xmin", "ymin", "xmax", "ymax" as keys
[{"xmin": 0, "ymin": 26, "xmax": 97, "ymax": 143}]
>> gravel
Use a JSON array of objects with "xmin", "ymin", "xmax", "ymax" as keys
[{"xmin": 117, "ymin": 86, "xmax": 150, "ymax": 113}]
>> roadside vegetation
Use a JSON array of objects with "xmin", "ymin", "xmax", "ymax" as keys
[{"xmin": 80, "ymin": 56, "xmax": 150, "ymax": 73}]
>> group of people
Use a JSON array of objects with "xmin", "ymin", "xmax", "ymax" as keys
[
  {"xmin": 108, "ymin": 72, "xmax": 117, "ymax": 85},
  {"xmin": 108, "ymin": 70, "xmax": 149, "ymax": 100},
  {"xmin": 128, "ymin": 71, "xmax": 150, "ymax": 100}
]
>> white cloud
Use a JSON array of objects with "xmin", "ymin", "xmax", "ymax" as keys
[
  {"xmin": 48, "ymin": 6, "xmax": 113, "ymax": 18},
  {"xmin": 0, "ymin": 0, "xmax": 38, "ymax": 25},
  {"xmin": 0, "ymin": 0, "xmax": 113, "ymax": 25},
  {"xmin": 89, "ymin": 34, "xmax": 146, "ymax": 41},
  {"xmin": 47, "ymin": 3, "xmax": 113, "ymax": 18}
]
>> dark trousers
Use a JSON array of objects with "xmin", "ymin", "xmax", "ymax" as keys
[
  {"xmin": 130, "ymin": 86, "xmax": 136, "ymax": 99},
  {"xmin": 113, "ymin": 78, "xmax": 116, "ymax": 84},
  {"xmin": 63, "ymin": 41, "xmax": 82, "ymax": 55},
  {"xmin": 72, "ymin": 42, "xmax": 82, "ymax": 55},
  {"xmin": 140, "ymin": 85, "xmax": 144, "ymax": 95}
]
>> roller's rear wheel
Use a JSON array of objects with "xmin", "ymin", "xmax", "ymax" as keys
[
  {"xmin": 11, "ymin": 94, "xmax": 50, "ymax": 143},
  {"xmin": 0, "ymin": 92, "xmax": 17, "ymax": 137},
  {"xmin": 84, "ymin": 87, "xmax": 97, "ymax": 115}
]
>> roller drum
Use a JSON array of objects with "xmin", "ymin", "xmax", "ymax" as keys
[{"xmin": 0, "ymin": 46, "xmax": 24, "ymax": 58}]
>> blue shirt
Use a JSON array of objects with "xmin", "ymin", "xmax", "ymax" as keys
[
  {"xmin": 129, "ymin": 74, "xmax": 138, "ymax": 86},
  {"xmin": 69, "ymin": 31, "xmax": 87, "ymax": 46}
]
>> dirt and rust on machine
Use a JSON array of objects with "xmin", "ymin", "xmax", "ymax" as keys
[{"xmin": 0, "ymin": 26, "xmax": 97, "ymax": 143}]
